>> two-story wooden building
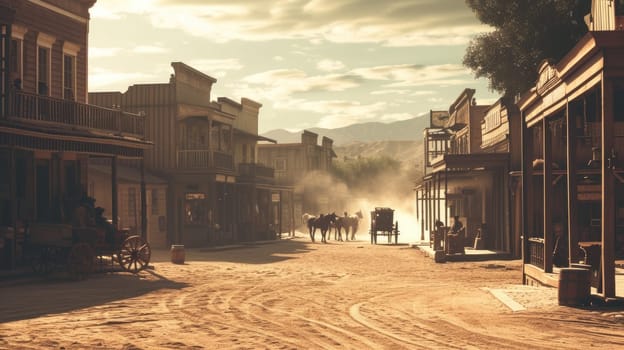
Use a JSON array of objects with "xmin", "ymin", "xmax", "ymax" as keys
[
  {"xmin": 518, "ymin": 0, "xmax": 624, "ymax": 298},
  {"xmin": 0, "ymin": 0, "xmax": 151, "ymax": 269},
  {"xmin": 416, "ymin": 89, "xmax": 520, "ymax": 257},
  {"xmin": 90, "ymin": 62, "xmax": 290, "ymax": 247},
  {"xmin": 257, "ymin": 130, "xmax": 337, "ymax": 222}
]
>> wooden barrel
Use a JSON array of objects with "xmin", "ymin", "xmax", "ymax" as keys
[
  {"xmin": 558, "ymin": 267, "xmax": 590, "ymax": 306},
  {"xmin": 170, "ymin": 244, "xmax": 185, "ymax": 264}
]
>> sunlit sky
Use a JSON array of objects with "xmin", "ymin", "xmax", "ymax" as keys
[{"xmin": 88, "ymin": 0, "xmax": 499, "ymax": 133}]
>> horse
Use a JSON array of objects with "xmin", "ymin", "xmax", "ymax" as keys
[
  {"xmin": 302, "ymin": 213, "xmax": 316, "ymax": 226},
  {"xmin": 342, "ymin": 210, "xmax": 363, "ymax": 240},
  {"xmin": 333, "ymin": 213, "xmax": 350, "ymax": 241},
  {"xmin": 308, "ymin": 213, "xmax": 337, "ymax": 243}
]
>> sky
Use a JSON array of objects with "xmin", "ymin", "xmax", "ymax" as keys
[{"xmin": 88, "ymin": 0, "xmax": 499, "ymax": 133}]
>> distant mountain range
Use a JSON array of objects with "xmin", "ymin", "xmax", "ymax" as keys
[{"xmin": 261, "ymin": 116, "xmax": 430, "ymax": 146}]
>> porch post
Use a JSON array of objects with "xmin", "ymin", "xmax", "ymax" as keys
[
  {"xmin": 543, "ymin": 118, "xmax": 554, "ymax": 273},
  {"xmin": 140, "ymin": 158, "xmax": 147, "ymax": 240},
  {"xmin": 521, "ymin": 113, "xmax": 533, "ymax": 269},
  {"xmin": 601, "ymin": 77, "xmax": 616, "ymax": 298},
  {"xmin": 444, "ymin": 168, "xmax": 449, "ymax": 227},
  {"xmin": 566, "ymin": 101, "xmax": 579, "ymax": 265},
  {"xmin": 111, "ymin": 156, "xmax": 118, "ymax": 229},
  {"xmin": 9, "ymin": 145, "xmax": 16, "ymax": 269}
]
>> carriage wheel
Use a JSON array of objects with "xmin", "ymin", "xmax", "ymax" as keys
[
  {"xmin": 118, "ymin": 235, "xmax": 151, "ymax": 274},
  {"xmin": 67, "ymin": 243, "xmax": 95, "ymax": 280},
  {"xmin": 31, "ymin": 247, "xmax": 58, "ymax": 275}
]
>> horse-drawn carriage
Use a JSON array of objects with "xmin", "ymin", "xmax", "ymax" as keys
[
  {"xmin": 369, "ymin": 207, "xmax": 399, "ymax": 244},
  {"xmin": 25, "ymin": 223, "xmax": 151, "ymax": 279}
]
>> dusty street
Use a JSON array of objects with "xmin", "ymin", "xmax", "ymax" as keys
[{"xmin": 1, "ymin": 236, "xmax": 623, "ymax": 349}]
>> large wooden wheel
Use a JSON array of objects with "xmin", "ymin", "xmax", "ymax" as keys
[
  {"xmin": 67, "ymin": 243, "xmax": 95, "ymax": 280},
  {"xmin": 118, "ymin": 235, "xmax": 151, "ymax": 273}
]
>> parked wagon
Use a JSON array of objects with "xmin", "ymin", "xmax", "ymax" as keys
[
  {"xmin": 369, "ymin": 207, "xmax": 399, "ymax": 244},
  {"xmin": 24, "ymin": 223, "xmax": 151, "ymax": 279}
]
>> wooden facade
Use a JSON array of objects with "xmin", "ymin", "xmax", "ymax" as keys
[
  {"xmin": 0, "ymin": 0, "xmax": 151, "ymax": 270},
  {"xmin": 90, "ymin": 62, "xmax": 292, "ymax": 247},
  {"xmin": 416, "ymin": 90, "xmax": 520, "ymax": 256},
  {"xmin": 518, "ymin": 31, "xmax": 624, "ymax": 298},
  {"xmin": 257, "ymin": 131, "xmax": 337, "ymax": 221}
]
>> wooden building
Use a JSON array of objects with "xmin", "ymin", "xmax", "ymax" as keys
[
  {"xmin": 0, "ymin": 0, "xmax": 151, "ymax": 269},
  {"xmin": 518, "ymin": 29, "xmax": 624, "ymax": 298},
  {"xmin": 90, "ymin": 62, "xmax": 290, "ymax": 247},
  {"xmin": 416, "ymin": 90, "xmax": 520, "ymax": 256},
  {"xmin": 257, "ymin": 130, "xmax": 337, "ymax": 221}
]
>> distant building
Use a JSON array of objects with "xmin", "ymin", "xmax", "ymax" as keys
[
  {"xmin": 90, "ymin": 62, "xmax": 291, "ymax": 247},
  {"xmin": 257, "ymin": 131, "xmax": 337, "ymax": 221}
]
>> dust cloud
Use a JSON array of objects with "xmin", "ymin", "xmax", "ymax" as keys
[{"xmin": 295, "ymin": 167, "xmax": 421, "ymax": 243}]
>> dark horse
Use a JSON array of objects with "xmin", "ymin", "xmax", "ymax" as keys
[{"xmin": 308, "ymin": 213, "xmax": 338, "ymax": 243}]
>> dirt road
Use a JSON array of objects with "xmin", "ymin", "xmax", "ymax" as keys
[{"xmin": 1, "ymin": 237, "xmax": 623, "ymax": 349}]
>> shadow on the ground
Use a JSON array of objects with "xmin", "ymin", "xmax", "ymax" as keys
[
  {"xmin": 0, "ymin": 269, "xmax": 188, "ymax": 323},
  {"xmin": 172, "ymin": 238, "xmax": 316, "ymax": 265}
]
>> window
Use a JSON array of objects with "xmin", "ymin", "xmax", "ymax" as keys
[
  {"xmin": 10, "ymin": 39, "xmax": 22, "ymax": 89},
  {"xmin": 185, "ymin": 193, "xmax": 207, "ymax": 225},
  {"xmin": 151, "ymin": 188, "xmax": 159, "ymax": 215},
  {"xmin": 274, "ymin": 158, "xmax": 287, "ymax": 171},
  {"xmin": 63, "ymin": 55, "xmax": 75, "ymax": 100},
  {"xmin": 617, "ymin": 0, "xmax": 624, "ymax": 16},
  {"xmin": 37, "ymin": 33, "xmax": 55, "ymax": 96},
  {"xmin": 37, "ymin": 46, "xmax": 50, "ymax": 95},
  {"xmin": 128, "ymin": 187, "xmax": 137, "ymax": 217}
]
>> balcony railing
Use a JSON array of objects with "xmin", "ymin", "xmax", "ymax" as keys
[
  {"xmin": 6, "ymin": 91, "xmax": 144, "ymax": 137},
  {"xmin": 238, "ymin": 163, "xmax": 275, "ymax": 179},
  {"xmin": 177, "ymin": 149, "xmax": 234, "ymax": 170},
  {"xmin": 528, "ymin": 237, "xmax": 545, "ymax": 269}
]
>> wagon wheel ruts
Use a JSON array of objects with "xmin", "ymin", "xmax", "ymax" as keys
[
  {"xmin": 118, "ymin": 235, "xmax": 151, "ymax": 273},
  {"xmin": 67, "ymin": 243, "xmax": 95, "ymax": 280},
  {"xmin": 31, "ymin": 246, "xmax": 60, "ymax": 275}
]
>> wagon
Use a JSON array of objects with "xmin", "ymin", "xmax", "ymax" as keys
[
  {"xmin": 369, "ymin": 207, "xmax": 399, "ymax": 244},
  {"xmin": 25, "ymin": 223, "xmax": 151, "ymax": 279}
]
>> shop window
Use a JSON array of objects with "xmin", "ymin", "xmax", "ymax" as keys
[
  {"xmin": 617, "ymin": 0, "xmax": 624, "ymax": 16},
  {"xmin": 185, "ymin": 192, "xmax": 207, "ymax": 225},
  {"xmin": 151, "ymin": 188, "xmax": 159, "ymax": 215},
  {"xmin": 128, "ymin": 187, "xmax": 137, "ymax": 217}
]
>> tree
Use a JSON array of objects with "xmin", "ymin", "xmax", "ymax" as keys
[{"xmin": 463, "ymin": 0, "xmax": 590, "ymax": 97}]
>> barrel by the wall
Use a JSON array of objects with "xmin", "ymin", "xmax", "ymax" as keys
[
  {"xmin": 558, "ymin": 267, "xmax": 590, "ymax": 306},
  {"xmin": 171, "ymin": 244, "xmax": 185, "ymax": 264}
]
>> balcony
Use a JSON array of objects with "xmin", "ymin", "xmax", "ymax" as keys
[
  {"xmin": 238, "ymin": 163, "xmax": 275, "ymax": 180},
  {"xmin": 6, "ymin": 91, "xmax": 144, "ymax": 138},
  {"xmin": 177, "ymin": 150, "xmax": 234, "ymax": 171}
]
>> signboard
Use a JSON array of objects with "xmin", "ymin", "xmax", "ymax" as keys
[{"xmin": 430, "ymin": 110, "xmax": 449, "ymax": 128}]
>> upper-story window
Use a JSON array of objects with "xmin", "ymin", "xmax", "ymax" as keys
[
  {"xmin": 63, "ymin": 55, "xmax": 75, "ymax": 100},
  {"xmin": 63, "ymin": 41, "xmax": 79, "ymax": 101},
  {"xmin": 274, "ymin": 158, "xmax": 287, "ymax": 171},
  {"xmin": 37, "ymin": 33, "xmax": 55, "ymax": 96},
  {"xmin": 10, "ymin": 25, "xmax": 26, "ymax": 90}
]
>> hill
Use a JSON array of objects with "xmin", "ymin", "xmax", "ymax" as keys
[{"xmin": 261, "ymin": 116, "xmax": 430, "ymax": 146}]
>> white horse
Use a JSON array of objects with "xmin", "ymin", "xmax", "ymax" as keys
[{"xmin": 343, "ymin": 210, "xmax": 363, "ymax": 240}]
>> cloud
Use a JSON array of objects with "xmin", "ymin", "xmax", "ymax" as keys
[
  {"xmin": 132, "ymin": 45, "xmax": 169, "ymax": 54},
  {"xmin": 90, "ymin": 0, "xmax": 487, "ymax": 46},
  {"xmin": 89, "ymin": 47, "xmax": 122, "ymax": 58},
  {"xmin": 316, "ymin": 59, "xmax": 346, "ymax": 72},
  {"xmin": 89, "ymin": 68, "xmax": 155, "ymax": 91},
  {"xmin": 186, "ymin": 58, "xmax": 244, "ymax": 78}
]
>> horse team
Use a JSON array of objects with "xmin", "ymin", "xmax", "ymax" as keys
[{"xmin": 302, "ymin": 211, "xmax": 363, "ymax": 243}]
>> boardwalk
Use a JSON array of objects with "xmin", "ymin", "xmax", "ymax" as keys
[{"xmin": 1, "ymin": 237, "xmax": 623, "ymax": 349}]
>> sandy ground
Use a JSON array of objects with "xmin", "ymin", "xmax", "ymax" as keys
[{"xmin": 1, "ymin": 235, "xmax": 624, "ymax": 350}]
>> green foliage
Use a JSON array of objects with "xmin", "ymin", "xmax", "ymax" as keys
[
  {"xmin": 464, "ymin": 0, "xmax": 590, "ymax": 97},
  {"xmin": 330, "ymin": 156, "xmax": 401, "ymax": 190}
]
